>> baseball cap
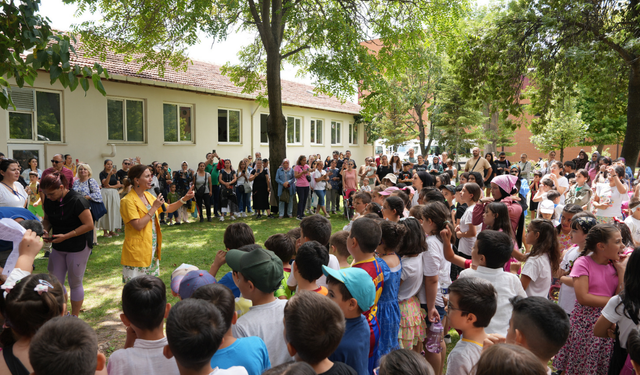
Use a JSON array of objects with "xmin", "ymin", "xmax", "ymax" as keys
[
  {"xmin": 539, "ymin": 200, "xmax": 555, "ymax": 214},
  {"xmin": 382, "ymin": 173, "xmax": 397, "ymax": 184},
  {"xmin": 226, "ymin": 248, "xmax": 284, "ymax": 293},
  {"xmin": 322, "ymin": 266, "xmax": 375, "ymax": 311},
  {"xmin": 178, "ymin": 270, "xmax": 216, "ymax": 299},
  {"xmin": 170, "ymin": 263, "xmax": 199, "ymax": 294}
]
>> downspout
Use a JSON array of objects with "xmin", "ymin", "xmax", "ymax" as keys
[{"xmin": 101, "ymin": 143, "xmax": 116, "ymax": 158}]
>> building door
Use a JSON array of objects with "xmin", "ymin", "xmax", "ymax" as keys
[{"xmin": 7, "ymin": 144, "xmax": 46, "ymax": 172}]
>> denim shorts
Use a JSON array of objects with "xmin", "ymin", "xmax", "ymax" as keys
[
  {"xmin": 315, "ymin": 189, "xmax": 326, "ymax": 206},
  {"xmin": 421, "ymin": 303, "xmax": 447, "ymax": 327}
]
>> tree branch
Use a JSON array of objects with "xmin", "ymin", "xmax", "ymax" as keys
[{"xmin": 281, "ymin": 45, "xmax": 311, "ymax": 60}]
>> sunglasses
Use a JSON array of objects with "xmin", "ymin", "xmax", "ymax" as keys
[
  {"xmin": 124, "ymin": 162, "xmax": 131, "ymax": 165},
  {"xmin": 51, "ymin": 160, "xmax": 61, "ymax": 164}
]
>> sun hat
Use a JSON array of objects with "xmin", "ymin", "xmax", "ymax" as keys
[
  {"xmin": 322, "ymin": 266, "xmax": 376, "ymax": 311},
  {"xmin": 171, "ymin": 263, "xmax": 199, "ymax": 294},
  {"xmin": 539, "ymin": 200, "xmax": 555, "ymax": 214},
  {"xmin": 178, "ymin": 270, "xmax": 216, "ymax": 299},
  {"xmin": 382, "ymin": 173, "xmax": 397, "ymax": 184},
  {"xmin": 226, "ymin": 248, "xmax": 284, "ymax": 293}
]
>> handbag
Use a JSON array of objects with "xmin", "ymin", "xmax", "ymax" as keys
[
  {"xmin": 196, "ymin": 184, "xmax": 206, "ymax": 198},
  {"xmin": 243, "ymin": 180, "xmax": 252, "ymax": 194},
  {"xmin": 280, "ymin": 188, "xmax": 290, "ymax": 203},
  {"xmin": 88, "ymin": 180, "xmax": 107, "ymax": 221}
]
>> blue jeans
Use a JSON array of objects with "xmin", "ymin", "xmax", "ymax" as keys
[
  {"xmin": 236, "ymin": 187, "xmax": 251, "ymax": 213},
  {"xmin": 296, "ymin": 187, "xmax": 310, "ymax": 218},
  {"xmin": 315, "ymin": 189, "xmax": 326, "ymax": 206},
  {"xmin": 279, "ymin": 189, "xmax": 295, "ymax": 217},
  {"xmin": 210, "ymin": 185, "xmax": 220, "ymax": 216}
]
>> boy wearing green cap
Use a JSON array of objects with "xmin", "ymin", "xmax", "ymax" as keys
[
  {"xmin": 227, "ymin": 247, "xmax": 292, "ymax": 366},
  {"xmin": 324, "ymin": 266, "xmax": 375, "ymax": 375}
]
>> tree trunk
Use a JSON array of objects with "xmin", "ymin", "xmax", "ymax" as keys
[
  {"xmin": 621, "ymin": 61, "xmax": 640, "ymax": 173},
  {"xmin": 597, "ymin": 144, "xmax": 604, "ymax": 153},
  {"xmin": 265, "ymin": 47, "xmax": 286, "ymax": 196},
  {"xmin": 415, "ymin": 105, "xmax": 428, "ymax": 156},
  {"xmin": 482, "ymin": 103, "xmax": 498, "ymax": 154}
]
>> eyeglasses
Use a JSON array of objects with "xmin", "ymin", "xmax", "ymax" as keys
[
  {"xmin": 447, "ymin": 300, "xmax": 468, "ymax": 314},
  {"xmin": 51, "ymin": 160, "xmax": 61, "ymax": 164},
  {"xmin": 124, "ymin": 162, "xmax": 131, "ymax": 165}
]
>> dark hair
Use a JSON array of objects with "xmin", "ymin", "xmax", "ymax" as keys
[
  {"xmin": 582, "ymin": 224, "xmax": 620, "ymax": 257},
  {"xmin": 421, "ymin": 202, "xmax": 455, "ymax": 242},
  {"xmin": 19, "ymin": 219, "xmax": 44, "ymax": 236},
  {"xmin": 300, "ymin": 214, "xmax": 332, "ymax": 246},
  {"xmin": 287, "ymin": 227, "xmax": 301, "ymax": 242},
  {"xmin": 191, "ymin": 283, "xmax": 236, "ymax": 332},
  {"xmin": 350, "ymin": 217, "xmax": 382, "ymax": 253},
  {"xmin": 40, "ymin": 171, "xmax": 69, "ymax": 191},
  {"xmin": 437, "ymin": 173, "xmax": 451, "ymax": 187},
  {"xmin": 284, "ymin": 291, "xmax": 345, "ymax": 365},
  {"xmin": 469, "ymin": 172, "xmax": 484, "ymax": 188},
  {"xmin": 569, "ymin": 211, "xmax": 597, "ymax": 233},
  {"xmin": 628, "ymin": 329, "xmax": 640, "ymax": 365},
  {"xmin": 575, "ymin": 169, "xmax": 590, "ymax": 184},
  {"xmin": 391, "ymin": 190, "xmax": 411, "ymax": 209},
  {"xmin": 122, "ymin": 276, "xmax": 167, "ymax": 331},
  {"xmin": 367, "ymin": 202, "xmax": 384, "ymax": 218},
  {"xmin": 166, "ymin": 299, "xmax": 226, "ymax": 370},
  {"xmin": 546, "ymin": 190, "xmax": 561, "ymax": 201},
  {"xmin": 330, "ymin": 230, "xmax": 350, "ymax": 258},
  {"xmin": 29, "ymin": 316, "xmax": 98, "ymax": 375},
  {"xmin": 613, "ymin": 221, "xmax": 634, "ymax": 248},
  {"xmin": 416, "ymin": 171, "xmax": 434, "ymax": 187},
  {"xmin": 326, "ymin": 274, "xmax": 359, "ymax": 313},
  {"xmin": 0, "ymin": 273, "xmax": 65, "ymax": 347},
  {"xmin": 296, "ymin": 155, "xmax": 306, "ymax": 166},
  {"xmin": 526, "ymin": 219, "xmax": 560, "ymax": 273},
  {"xmin": 224, "ymin": 222, "xmax": 255, "ymax": 249},
  {"xmin": 420, "ymin": 187, "xmax": 446, "ymax": 204},
  {"xmin": 477, "ymin": 230, "xmax": 513, "ymax": 269},
  {"xmin": 384, "ymin": 196, "xmax": 405, "ymax": 219},
  {"xmin": 463, "ymin": 182, "xmax": 481, "ymax": 202},
  {"xmin": 354, "ymin": 192, "xmax": 372, "ymax": 204},
  {"xmin": 378, "ymin": 349, "xmax": 435, "ymax": 375},
  {"xmin": 551, "ymin": 161, "xmax": 565, "ymax": 176},
  {"xmin": 295, "ymin": 241, "xmax": 330, "ymax": 282},
  {"xmin": 617, "ymin": 248, "xmax": 640, "ymax": 325},
  {"xmin": 127, "ymin": 164, "xmax": 148, "ymax": 183},
  {"xmin": 449, "ymin": 277, "xmax": 497, "ymax": 327},
  {"xmin": 265, "ymin": 233, "xmax": 295, "ymax": 264},
  {"xmin": 564, "ymin": 160, "xmax": 575, "ymax": 169},
  {"xmin": 0, "ymin": 159, "xmax": 19, "ymax": 182},
  {"xmin": 460, "ymin": 172, "xmax": 470, "ymax": 182},
  {"xmin": 379, "ymin": 220, "xmax": 408, "ymax": 252},
  {"xmin": 262, "ymin": 361, "xmax": 316, "ymax": 375},
  {"xmin": 541, "ymin": 178, "xmax": 554, "ymax": 188},
  {"xmin": 397, "ymin": 217, "xmax": 427, "ymax": 256},
  {"xmin": 475, "ymin": 344, "xmax": 547, "ymax": 375},
  {"xmin": 409, "ymin": 205, "xmax": 424, "ymax": 221},
  {"xmin": 509, "ymin": 296, "xmax": 570, "ymax": 360},
  {"xmin": 485, "ymin": 202, "xmax": 514, "ymax": 239}
]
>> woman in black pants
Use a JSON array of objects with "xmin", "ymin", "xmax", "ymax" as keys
[{"xmin": 193, "ymin": 162, "xmax": 212, "ymax": 222}]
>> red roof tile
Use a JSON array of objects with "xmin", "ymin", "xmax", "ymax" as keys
[{"xmin": 67, "ymin": 44, "xmax": 361, "ymax": 115}]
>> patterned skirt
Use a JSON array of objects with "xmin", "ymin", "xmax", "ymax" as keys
[
  {"xmin": 398, "ymin": 296, "xmax": 427, "ymax": 350},
  {"xmin": 553, "ymin": 302, "xmax": 613, "ymax": 375},
  {"xmin": 596, "ymin": 216, "xmax": 615, "ymax": 224}
]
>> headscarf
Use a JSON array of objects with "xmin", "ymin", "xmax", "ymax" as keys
[
  {"xmin": 492, "ymin": 175, "xmax": 518, "ymax": 201},
  {"xmin": 416, "ymin": 171, "xmax": 434, "ymax": 188},
  {"xmin": 574, "ymin": 150, "xmax": 588, "ymax": 170},
  {"xmin": 281, "ymin": 158, "xmax": 291, "ymax": 172},
  {"xmin": 587, "ymin": 152, "xmax": 600, "ymax": 170}
]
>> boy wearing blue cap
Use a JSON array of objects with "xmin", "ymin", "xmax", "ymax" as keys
[
  {"xmin": 227, "ymin": 247, "xmax": 292, "ymax": 366},
  {"xmin": 324, "ymin": 266, "xmax": 374, "ymax": 375}
]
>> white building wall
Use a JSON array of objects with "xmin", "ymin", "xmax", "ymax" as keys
[{"xmin": 1, "ymin": 76, "xmax": 373, "ymax": 173}]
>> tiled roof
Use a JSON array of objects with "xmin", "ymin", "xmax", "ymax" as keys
[{"xmin": 67, "ymin": 44, "xmax": 361, "ymax": 115}]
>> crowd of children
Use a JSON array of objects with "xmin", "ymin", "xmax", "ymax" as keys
[{"xmin": 1, "ymin": 151, "xmax": 639, "ymax": 375}]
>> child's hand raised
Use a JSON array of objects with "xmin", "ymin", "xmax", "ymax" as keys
[
  {"xmin": 440, "ymin": 227, "xmax": 451, "ymax": 244},
  {"xmin": 19, "ymin": 229, "xmax": 43, "ymax": 258}
]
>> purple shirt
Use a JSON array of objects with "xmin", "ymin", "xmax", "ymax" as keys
[
  {"xmin": 42, "ymin": 167, "xmax": 74, "ymax": 190},
  {"xmin": 294, "ymin": 165, "xmax": 310, "ymax": 188}
]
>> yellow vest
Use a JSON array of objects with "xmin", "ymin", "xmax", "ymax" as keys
[{"xmin": 120, "ymin": 190, "xmax": 164, "ymax": 267}]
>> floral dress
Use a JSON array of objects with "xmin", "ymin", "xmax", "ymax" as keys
[{"xmin": 122, "ymin": 203, "xmax": 160, "ymax": 283}]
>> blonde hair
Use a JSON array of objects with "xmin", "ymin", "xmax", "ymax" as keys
[{"xmin": 76, "ymin": 163, "xmax": 93, "ymax": 178}]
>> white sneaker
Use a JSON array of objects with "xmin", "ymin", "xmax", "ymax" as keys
[
  {"xmin": 219, "ymin": 216, "xmax": 224, "ymax": 222},
  {"xmin": 231, "ymin": 215, "xmax": 236, "ymax": 220},
  {"xmin": 242, "ymin": 213, "xmax": 247, "ymax": 218}
]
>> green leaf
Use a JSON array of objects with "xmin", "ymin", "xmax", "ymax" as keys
[
  {"xmin": 92, "ymin": 74, "xmax": 106, "ymax": 95},
  {"xmin": 50, "ymin": 65, "xmax": 62, "ymax": 82},
  {"xmin": 80, "ymin": 77, "xmax": 89, "ymax": 92},
  {"xmin": 82, "ymin": 66, "xmax": 93, "ymax": 77},
  {"xmin": 94, "ymin": 62, "xmax": 103, "ymax": 75},
  {"xmin": 68, "ymin": 72, "xmax": 78, "ymax": 91}
]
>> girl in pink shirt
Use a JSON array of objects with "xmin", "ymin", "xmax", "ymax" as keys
[{"xmin": 553, "ymin": 224, "xmax": 628, "ymax": 375}]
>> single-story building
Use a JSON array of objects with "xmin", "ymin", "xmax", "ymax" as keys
[{"xmin": 1, "ymin": 46, "xmax": 372, "ymax": 174}]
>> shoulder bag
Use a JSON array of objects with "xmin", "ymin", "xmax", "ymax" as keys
[{"xmin": 88, "ymin": 180, "xmax": 107, "ymax": 221}]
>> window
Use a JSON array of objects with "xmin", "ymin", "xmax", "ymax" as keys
[
  {"xmin": 310, "ymin": 119, "xmax": 323, "ymax": 145},
  {"xmin": 348, "ymin": 123, "xmax": 358, "ymax": 145},
  {"xmin": 260, "ymin": 113, "xmax": 269, "ymax": 144},
  {"xmin": 163, "ymin": 103, "xmax": 193, "ymax": 142},
  {"xmin": 218, "ymin": 109, "xmax": 241, "ymax": 143},
  {"xmin": 8, "ymin": 88, "xmax": 62, "ymax": 142},
  {"xmin": 286, "ymin": 116, "xmax": 302, "ymax": 144},
  {"xmin": 107, "ymin": 98, "xmax": 144, "ymax": 142},
  {"xmin": 331, "ymin": 121, "xmax": 341, "ymax": 145}
]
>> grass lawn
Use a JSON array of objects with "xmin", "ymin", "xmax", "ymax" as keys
[{"xmin": 34, "ymin": 212, "xmax": 462, "ymax": 360}]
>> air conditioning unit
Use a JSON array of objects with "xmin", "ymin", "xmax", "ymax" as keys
[{"xmin": 10, "ymin": 87, "xmax": 35, "ymax": 111}]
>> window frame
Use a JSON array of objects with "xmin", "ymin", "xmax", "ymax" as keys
[
  {"xmin": 348, "ymin": 122, "xmax": 358, "ymax": 145},
  {"xmin": 163, "ymin": 102, "xmax": 194, "ymax": 144},
  {"xmin": 310, "ymin": 118, "xmax": 323, "ymax": 146},
  {"xmin": 218, "ymin": 108, "xmax": 242, "ymax": 144},
  {"xmin": 107, "ymin": 97, "xmax": 145, "ymax": 143},
  {"xmin": 7, "ymin": 88, "xmax": 64, "ymax": 143},
  {"xmin": 286, "ymin": 115, "xmax": 303, "ymax": 145},
  {"xmin": 331, "ymin": 120, "xmax": 342, "ymax": 146}
]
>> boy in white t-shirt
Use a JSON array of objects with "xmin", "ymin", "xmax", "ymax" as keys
[
  {"xmin": 456, "ymin": 182, "xmax": 482, "ymax": 257},
  {"xmin": 458, "ymin": 230, "xmax": 526, "ymax": 336},
  {"xmin": 624, "ymin": 198, "xmax": 640, "ymax": 245}
]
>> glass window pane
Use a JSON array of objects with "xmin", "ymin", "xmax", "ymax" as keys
[
  {"xmin": 310, "ymin": 121, "xmax": 315, "ymax": 143},
  {"xmin": 9, "ymin": 112, "xmax": 33, "ymax": 139},
  {"xmin": 229, "ymin": 110, "xmax": 240, "ymax": 142},
  {"xmin": 317, "ymin": 120, "xmax": 322, "ymax": 144},
  {"xmin": 260, "ymin": 114, "xmax": 269, "ymax": 143},
  {"xmin": 331, "ymin": 121, "xmax": 336, "ymax": 144},
  {"xmin": 337, "ymin": 122, "xmax": 341, "ymax": 144},
  {"xmin": 287, "ymin": 116, "xmax": 294, "ymax": 144},
  {"xmin": 107, "ymin": 100, "xmax": 124, "ymax": 140},
  {"xmin": 295, "ymin": 119, "xmax": 301, "ymax": 143},
  {"xmin": 352, "ymin": 123, "xmax": 357, "ymax": 144},
  {"xmin": 126, "ymin": 100, "xmax": 144, "ymax": 142},
  {"xmin": 163, "ymin": 104, "xmax": 178, "ymax": 142},
  {"xmin": 180, "ymin": 106, "xmax": 192, "ymax": 141},
  {"xmin": 36, "ymin": 91, "xmax": 61, "ymax": 141},
  {"xmin": 218, "ymin": 109, "xmax": 228, "ymax": 142}
]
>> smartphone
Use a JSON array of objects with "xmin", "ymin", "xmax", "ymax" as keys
[
  {"xmin": 212, "ymin": 150, "xmax": 216, "ymax": 154},
  {"xmin": 76, "ymin": 158, "xmax": 79, "ymax": 165}
]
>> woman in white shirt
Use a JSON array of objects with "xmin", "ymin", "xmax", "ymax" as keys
[
  {"xmin": 311, "ymin": 160, "xmax": 330, "ymax": 218},
  {"xmin": 0, "ymin": 159, "xmax": 28, "ymax": 208},
  {"xmin": 593, "ymin": 165, "xmax": 628, "ymax": 224}
]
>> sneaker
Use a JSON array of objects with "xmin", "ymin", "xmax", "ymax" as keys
[
  {"xmin": 207, "ymin": 218, "xmax": 212, "ymax": 222},
  {"xmin": 242, "ymin": 212, "xmax": 247, "ymax": 218},
  {"xmin": 296, "ymin": 216, "xmax": 302, "ymax": 221},
  {"xmin": 231, "ymin": 215, "xmax": 236, "ymax": 220},
  {"xmin": 200, "ymin": 218, "xmax": 204, "ymax": 223},
  {"xmin": 325, "ymin": 214, "xmax": 331, "ymax": 219},
  {"xmin": 175, "ymin": 222, "xmax": 181, "ymax": 226},
  {"xmin": 220, "ymin": 216, "xmax": 225, "ymax": 222}
]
